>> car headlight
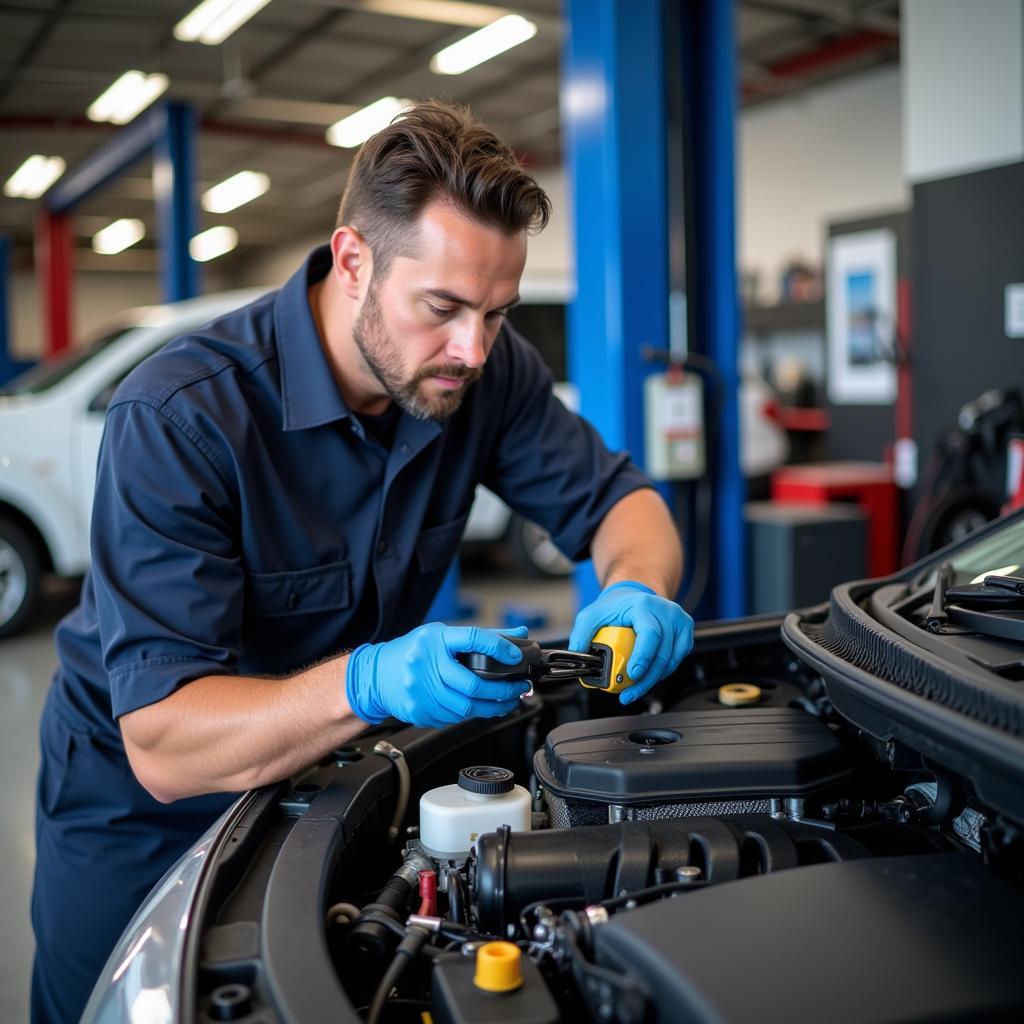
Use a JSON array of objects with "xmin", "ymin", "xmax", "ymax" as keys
[{"xmin": 80, "ymin": 798, "xmax": 244, "ymax": 1024}]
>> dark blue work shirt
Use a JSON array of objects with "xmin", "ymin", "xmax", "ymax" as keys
[{"xmin": 48, "ymin": 244, "xmax": 651, "ymax": 751}]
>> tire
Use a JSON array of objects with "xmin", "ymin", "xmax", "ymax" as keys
[
  {"xmin": 507, "ymin": 517, "xmax": 573, "ymax": 578},
  {"xmin": 0, "ymin": 516, "xmax": 42, "ymax": 638},
  {"xmin": 914, "ymin": 489, "xmax": 1002, "ymax": 560}
]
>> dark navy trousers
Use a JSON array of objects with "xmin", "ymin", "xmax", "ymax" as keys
[{"xmin": 31, "ymin": 690, "xmax": 233, "ymax": 1023}]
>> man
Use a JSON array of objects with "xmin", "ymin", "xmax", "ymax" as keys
[{"xmin": 32, "ymin": 102, "xmax": 691, "ymax": 1022}]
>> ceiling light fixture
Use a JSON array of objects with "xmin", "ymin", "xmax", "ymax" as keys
[
  {"xmin": 430, "ymin": 14, "xmax": 537, "ymax": 75},
  {"xmin": 174, "ymin": 0, "xmax": 274, "ymax": 45},
  {"xmin": 201, "ymin": 170, "xmax": 270, "ymax": 213},
  {"xmin": 3, "ymin": 155, "xmax": 66, "ymax": 199},
  {"xmin": 326, "ymin": 97, "xmax": 410, "ymax": 148},
  {"xmin": 92, "ymin": 219, "xmax": 146, "ymax": 256},
  {"xmin": 87, "ymin": 71, "xmax": 169, "ymax": 125},
  {"xmin": 190, "ymin": 225, "xmax": 239, "ymax": 262}
]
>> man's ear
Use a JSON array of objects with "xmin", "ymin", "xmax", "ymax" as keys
[{"xmin": 330, "ymin": 225, "xmax": 372, "ymax": 300}]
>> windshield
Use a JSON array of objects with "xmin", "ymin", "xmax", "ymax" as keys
[
  {"xmin": 949, "ymin": 515, "xmax": 1024, "ymax": 582},
  {"xmin": 1, "ymin": 325, "xmax": 139, "ymax": 395}
]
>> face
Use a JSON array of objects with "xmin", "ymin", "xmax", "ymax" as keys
[{"xmin": 351, "ymin": 201, "xmax": 527, "ymax": 420}]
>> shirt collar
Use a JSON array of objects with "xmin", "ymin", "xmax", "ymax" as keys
[{"xmin": 275, "ymin": 244, "xmax": 353, "ymax": 431}]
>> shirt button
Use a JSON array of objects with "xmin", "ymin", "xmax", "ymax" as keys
[
  {"xmin": 376, "ymin": 540, "xmax": 389, "ymax": 555},
  {"xmin": 288, "ymin": 593, "xmax": 299, "ymax": 610},
  {"xmin": 400, "ymin": 442, "xmax": 410, "ymax": 454}
]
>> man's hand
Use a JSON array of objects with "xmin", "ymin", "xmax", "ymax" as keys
[
  {"xmin": 345, "ymin": 623, "xmax": 531, "ymax": 728},
  {"xmin": 569, "ymin": 581, "xmax": 693, "ymax": 705}
]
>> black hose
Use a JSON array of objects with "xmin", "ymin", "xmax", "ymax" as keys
[
  {"xmin": 446, "ymin": 867, "xmax": 466, "ymax": 925},
  {"xmin": 366, "ymin": 925, "xmax": 431, "ymax": 1024}
]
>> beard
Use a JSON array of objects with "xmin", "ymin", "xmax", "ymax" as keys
[{"xmin": 352, "ymin": 284, "xmax": 481, "ymax": 421}]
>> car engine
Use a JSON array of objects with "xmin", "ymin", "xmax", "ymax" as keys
[{"xmin": 190, "ymin": 617, "xmax": 1024, "ymax": 1024}]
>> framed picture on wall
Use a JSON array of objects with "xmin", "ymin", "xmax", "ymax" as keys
[{"xmin": 826, "ymin": 227, "xmax": 898, "ymax": 405}]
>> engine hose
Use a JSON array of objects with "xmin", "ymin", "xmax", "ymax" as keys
[
  {"xmin": 348, "ymin": 863, "xmax": 419, "ymax": 962},
  {"xmin": 446, "ymin": 866, "xmax": 467, "ymax": 925},
  {"xmin": 373, "ymin": 740, "xmax": 411, "ymax": 843},
  {"xmin": 366, "ymin": 925, "xmax": 431, "ymax": 1024}
]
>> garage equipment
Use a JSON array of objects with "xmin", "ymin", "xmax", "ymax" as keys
[{"xmin": 457, "ymin": 627, "xmax": 636, "ymax": 695}]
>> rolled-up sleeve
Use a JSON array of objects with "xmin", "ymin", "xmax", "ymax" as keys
[
  {"xmin": 482, "ymin": 331, "xmax": 653, "ymax": 562},
  {"xmin": 91, "ymin": 398, "xmax": 243, "ymax": 720}
]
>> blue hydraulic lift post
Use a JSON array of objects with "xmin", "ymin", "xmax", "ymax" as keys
[
  {"xmin": 681, "ymin": 0, "xmax": 745, "ymax": 620},
  {"xmin": 154, "ymin": 102, "xmax": 200, "ymax": 302},
  {"xmin": 45, "ymin": 101, "xmax": 200, "ymax": 320},
  {"xmin": 561, "ymin": 0, "xmax": 670, "ymax": 610}
]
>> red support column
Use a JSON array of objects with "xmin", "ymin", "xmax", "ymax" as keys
[{"xmin": 35, "ymin": 209, "xmax": 73, "ymax": 356}]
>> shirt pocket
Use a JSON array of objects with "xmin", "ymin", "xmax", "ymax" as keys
[
  {"xmin": 416, "ymin": 513, "xmax": 470, "ymax": 574},
  {"xmin": 246, "ymin": 560, "xmax": 352, "ymax": 618}
]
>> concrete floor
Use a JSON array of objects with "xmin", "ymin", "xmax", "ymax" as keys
[{"xmin": 0, "ymin": 560, "xmax": 572, "ymax": 1023}]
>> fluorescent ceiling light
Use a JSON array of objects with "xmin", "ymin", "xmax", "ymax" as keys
[
  {"xmin": 3, "ymin": 154, "xmax": 65, "ymax": 199},
  {"xmin": 190, "ymin": 225, "xmax": 238, "ymax": 262},
  {"xmin": 326, "ymin": 97, "xmax": 409, "ymax": 148},
  {"xmin": 174, "ymin": 0, "xmax": 273, "ymax": 45},
  {"xmin": 430, "ymin": 14, "xmax": 537, "ymax": 75},
  {"xmin": 202, "ymin": 170, "xmax": 270, "ymax": 213},
  {"xmin": 93, "ymin": 219, "xmax": 146, "ymax": 256},
  {"xmin": 87, "ymin": 71, "xmax": 169, "ymax": 125}
]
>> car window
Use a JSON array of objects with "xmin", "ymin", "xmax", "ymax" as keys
[
  {"xmin": 950, "ymin": 517, "xmax": 1024, "ymax": 581},
  {"xmin": 1, "ymin": 325, "xmax": 138, "ymax": 395}
]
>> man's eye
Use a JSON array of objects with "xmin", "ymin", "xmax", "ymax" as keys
[{"xmin": 427, "ymin": 304, "xmax": 454, "ymax": 318}]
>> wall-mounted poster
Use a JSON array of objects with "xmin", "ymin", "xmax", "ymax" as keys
[{"xmin": 826, "ymin": 227, "xmax": 897, "ymax": 405}]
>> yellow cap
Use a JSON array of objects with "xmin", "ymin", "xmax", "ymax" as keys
[
  {"xmin": 718, "ymin": 683, "xmax": 762, "ymax": 707},
  {"xmin": 473, "ymin": 941, "xmax": 523, "ymax": 993}
]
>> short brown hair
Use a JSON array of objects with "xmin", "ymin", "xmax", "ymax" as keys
[{"xmin": 336, "ymin": 101, "xmax": 550, "ymax": 276}]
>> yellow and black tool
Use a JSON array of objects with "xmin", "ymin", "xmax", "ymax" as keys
[
  {"xmin": 457, "ymin": 628, "xmax": 637, "ymax": 695},
  {"xmin": 578, "ymin": 626, "xmax": 636, "ymax": 695}
]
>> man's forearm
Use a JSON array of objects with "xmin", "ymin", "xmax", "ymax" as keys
[
  {"xmin": 120, "ymin": 653, "xmax": 365, "ymax": 803},
  {"xmin": 591, "ymin": 488, "xmax": 683, "ymax": 598}
]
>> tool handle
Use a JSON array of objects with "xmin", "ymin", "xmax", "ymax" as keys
[
  {"xmin": 457, "ymin": 635, "xmax": 542, "ymax": 680},
  {"xmin": 580, "ymin": 626, "xmax": 636, "ymax": 694}
]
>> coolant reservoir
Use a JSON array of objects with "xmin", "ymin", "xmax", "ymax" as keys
[{"xmin": 420, "ymin": 766, "xmax": 531, "ymax": 858}]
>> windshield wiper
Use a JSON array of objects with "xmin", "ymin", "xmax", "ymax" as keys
[{"xmin": 925, "ymin": 563, "xmax": 953, "ymax": 632}]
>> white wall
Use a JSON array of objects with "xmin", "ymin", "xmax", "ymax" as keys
[
  {"xmin": 903, "ymin": 0, "xmax": 1024, "ymax": 183},
  {"xmin": 738, "ymin": 64, "xmax": 908, "ymax": 306}
]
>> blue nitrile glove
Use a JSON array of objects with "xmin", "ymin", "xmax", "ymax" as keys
[
  {"xmin": 569, "ymin": 581, "xmax": 694, "ymax": 705},
  {"xmin": 345, "ymin": 623, "xmax": 531, "ymax": 728}
]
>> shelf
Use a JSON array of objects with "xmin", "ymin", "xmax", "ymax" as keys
[{"xmin": 743, "ymin": 301, "xmax": 825, "ymax": 334}]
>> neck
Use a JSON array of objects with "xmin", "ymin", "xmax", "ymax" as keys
[{"xmin": 308, "ymin": 274, "xmax": 392, "ymax": 415}]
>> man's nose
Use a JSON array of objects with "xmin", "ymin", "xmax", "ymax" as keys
[{"xmin": 446, "ymin": 317, "xmax": 488, "ymax": 368}]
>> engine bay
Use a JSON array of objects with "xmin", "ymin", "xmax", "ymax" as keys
[{"xmin": 190, "ymin": 617, "xmax": 1024, "ymax": 1024}]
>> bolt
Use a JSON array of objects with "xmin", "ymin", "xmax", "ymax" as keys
[{"xmin": 674, "ymin": 865, "xmax": 702, "ymax": 883}]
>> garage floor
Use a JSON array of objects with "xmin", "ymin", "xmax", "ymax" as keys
[{"xmin": 0, "ymin": 560, "xmax": 573, "ymax": 1023}]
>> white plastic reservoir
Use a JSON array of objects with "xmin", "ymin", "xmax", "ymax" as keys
[{"xmin": 419, "ymin": 766, "xmax": 531, "ymax": 858}]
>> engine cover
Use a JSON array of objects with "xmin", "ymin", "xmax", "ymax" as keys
[
  {"xmin": 593, "ymin": 854, "xmax": 1024, "ymax": 1023},
  {"xmin": 535, "ymin": 708, "xmax": 850, "ymax": 826}
]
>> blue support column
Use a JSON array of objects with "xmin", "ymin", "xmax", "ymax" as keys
[
  {"xmin": 562, "ymin": 0, "xmax": 671, "ymax": 608},
  {"xmin": 153, "ymin": 102, "xmax": 200, "ymax": 302},
  {"xmin": 681, "ymin": 0, "xmax": 745, "ymax": 620}
]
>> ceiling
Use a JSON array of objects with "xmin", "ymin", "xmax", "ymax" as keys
[{"xmin": 0, "ymin": 0, "xmax": 900, "ymax": 274}]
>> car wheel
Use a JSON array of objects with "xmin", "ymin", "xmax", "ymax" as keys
[
  {"xmin": 915, "ymin": 489, "xmax": 1001, "ymax": 559},
  {"xmin": 508, "ymin": 517, "xmax": 573, "ymax": 578},
  {"xmin": 0, "ymin": 517, "xmax": 42, "ymax": 638}
]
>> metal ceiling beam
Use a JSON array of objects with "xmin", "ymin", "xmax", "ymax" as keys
[{"xmin": 0, "ymin": 0, "xmax": 72, "ymax": 108}]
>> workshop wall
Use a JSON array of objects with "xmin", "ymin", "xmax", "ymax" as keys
[{"xmin": 738, "ymin": 64, "xmax": 907, "ymax": 306}]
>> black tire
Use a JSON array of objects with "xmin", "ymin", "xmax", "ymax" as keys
[
  {"xmin": 914, "ymin": 489, "xmax": 1002, "ymax": 560},
  {"xmin": 507, "ymin": 517, "xmax": 573, "ymax": 578},
  {"xmin": 0, "ymin": 516, "xmax": 42, "ymax": 638}
]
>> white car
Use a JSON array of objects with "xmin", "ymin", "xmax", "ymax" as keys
[{"xmin": 0, "ymin": 293, "xmax": 788, "ymax": 636}]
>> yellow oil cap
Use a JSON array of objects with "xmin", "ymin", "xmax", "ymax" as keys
[
  {"xmin": 473, "ymin": 941, "xmax": 523, "ymax": 993},
  {"xmin": 718, "ymin": 683, "xmax": 762, "ymax": 707}
]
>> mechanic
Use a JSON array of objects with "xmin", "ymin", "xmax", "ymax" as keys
[{"xmin": 31, "ymin": 102, "xmax": 692, "ymax": 1023}]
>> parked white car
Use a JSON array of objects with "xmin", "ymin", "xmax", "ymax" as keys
[{"xmin": 0, "ymin": 292, "xmax": 788, "ymax": 636}]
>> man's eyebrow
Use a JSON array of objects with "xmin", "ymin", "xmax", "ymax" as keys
[{"xmin": 423, "ymin": 288, "xmax": 520, "ymax": 311}]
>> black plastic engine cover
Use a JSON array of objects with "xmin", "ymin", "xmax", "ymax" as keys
[
  {"xmin": 593, "ymin": 854, "xmax": 1024, "ymax": 1023},
  {"xmin": 535, "ymin": 708, "xmax": 850, "ymax": 805}
]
